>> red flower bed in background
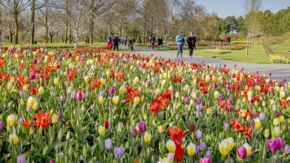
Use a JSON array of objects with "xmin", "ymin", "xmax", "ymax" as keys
[{"xmin": 148, "ymin": 44, "xmax": 159, "ymax": 47}]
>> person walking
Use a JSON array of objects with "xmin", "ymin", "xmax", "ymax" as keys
[
  {"xmin": 228, "ymin": 36, "xmax": 231, "ymax": 44},
  {"xmin": 157, "ymin": 36, "xmax": 163, "ymax": 51},
  {"xmin": 225, "ymin": 37, "xmax": 228, "ymax": 44},
  {"xmin": 107, "ymin": 35, "xmax": 113, "ymax": 49},
  {"xmin": 113, "ymin": 34, "xmax": 120, "ymax": 51},
  {"xmin": 151, "ymin": 34, "xmax": 156, "ymax": 51},
  {"xmin": 176, "ymin": 31, "xmax": 185, "ymax": 59},
  {"xmin": 128, "ymin": 38, "xmax": 134, "ymax": 51},
  {"xmin": 214, "ymin": 37, "xmax": 217, "ymax": 44},
  {"xmin": 124, "ymin": 37, "xmax": 127, "ymax": 46},
  {"xmin": 186, "ymin": 32, "xmax": 196, "ymax": 59}
]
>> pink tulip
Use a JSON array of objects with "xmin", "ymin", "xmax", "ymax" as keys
[
  {"xmin": 76, "ymin": 91, "xmax": 82, "ymax": 100},
  {"xmin": 237, "ymin": 146, "xmax": 247, "ymax": 159},
  {"xmin": 276, "ymin": 137, "xmax": 284, "ymax": 150},
  {"xmin": 267, "ymin": 139, "xmax": 277, "ymax": 152},
  {"xmin": 109, "ymin": 86, "xmax": 115, "ymax": 94},
  {"xmin": 199, "ymin": 157, "xmax": 210, "ymax": 163}
]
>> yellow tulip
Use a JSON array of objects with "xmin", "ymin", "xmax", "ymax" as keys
[
  {"xmin": 162, "ymin": 80, "xmax": 166, "ymax": 86},
  {"xmin": 39, "ymin": 87, "xmax": 44, "ymax": 95},
  {"xmin": 219, "ymin": 139, "xmax": 230, "ymax": 156},
  {"xmin": 144, "ymin": 132, "xmax": 151, "ymax": 144},
  {"xmin": 214, "ymin": 91, "xmax": 219, "ymax": 99},
  {"xmin": 205, "ymin": 75, "xmax": 210, "ymax": 83},
  {"xmin": 191, "ymin": 92, "xmax": 196, "ymax": 99},
  {"xmin": 52, "ymin": 114, "xmax": 58, "ymax": 123},
  {"xmin": 273, "ymin": 127, "xmax": 280, "ymax": 138},
  {"xmin": 283, "ymin": 126, "xmax": 286, "ymax": 131},
  {"xmin": 119, "ymin": 86, "xmax": 126, "ymax": 94},
  {"xmin": 254, "ymin": 118, "xmax": 261, "ymax": 129},
  {"xmin": 279, "ymin": 116, "xmax": 285, "ymax": 122},
  {"xmin": 280, "ymin": 91, "xmax": 285, "ymax": 98},
  {"xmin": 27, "ymin": 96, "xmax": 35, "ymax": 108},
  {"xmin": 113, "ymin": 96, "xmax": 120, "ymax": 104},
  {"xmin": 9, "ymin": 133, "xmax": 19, "ymax": 145},
  {"xmin": 98, "ymin": 126, "xmax": 105, "ymax": 136},
  {"xmin": 7, "ymin": 82, "xmax": 12, "ymax": 91},
  {"xmin": 166, "ymin": 140, "xmax": 176, "ymax": 153},
  {"xmin": 99, "ymin": 96, "xmax": 104, "ymax": 104},
  {"xmin": 54, "ymin": 78, "xmax": 59, "ymax": 86},
  {"xmin": 135, "ymin": 77, "xmax": 139, "ymax": 83},
  {"xmin": 243, "ymin": 143, "xmax": 251, "ymax": 157},
  {"xmin": 84, "ymin": 76, "xmax": 89, "ymax": 82},
  {"xmin": 157, "ymin": 125, "xmax": 163, "ymax": 134},
  {"xmin": 10, "ymin": 76, "xmax": 15, "ymax": 83},
  {"xmin": 155, "ymin": 89, "xmax": 161, "ymax": 95},
  {"xmin": 239, "ymin": 110, "xmax": 247, "ymax": 117},
  {"xmin": 76, "ymin": 56, "xmax": 80, "ymax": 61},
  {"xmin": 264, "ymin": 129, "xmax": 269, "ymax": 138},
  {"xmin": 184, "ymin": 84, "xmax": 189, "ymax": 92},
  {"xmin": 141, "ymin": 95, "xmax": 144, "ymax": 102},
  {"xmin": 273, "ymin": 118, "xmax": 279, "ymax": 126},
  {"xmin": 101, "ymin": 78, "xmax": 106, "ymax": 85},
  {"xmin": 226, "ymin": 137, "xmax": 234, "ymax": 151},
  {"xmin": 187, "ymin": 142, "xmax": 196, "ymax": 156},
  {"xmin": 7, "ymin": 114, "xmax": 16, "ymax": 126},
  {"xmin": 207, "ymin": 108, "xmax": 211, "ymax": 115},
  {"xmin": 32, "ymin": 101, "xmax": 38, "ymax": 110},
  {"xmin": 134, "ymin": 97, "xmax": 140, "ymax": 105},
  {"xmin": 23, "ymin": 84, "xmax": 28, "ymax": 91}
]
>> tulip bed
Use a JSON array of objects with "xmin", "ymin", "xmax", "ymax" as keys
[
  {"xmin": 202, "ymin": 49, "xmax": 231, "ymax": 54},
  {"xmin": 1, "ymin": 46, "xmax": 290, "ymax": 163},
  {"xmin": 216, "ymin": 46, "xmax": 247, "ymax": 50}
]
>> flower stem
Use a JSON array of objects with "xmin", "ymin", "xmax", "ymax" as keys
[
  {"xmin": 272, "ymin": 151, "xmax": 274, "ymax": 163},
  {"xmin": 276, "ymin": 150, "xmax": 279, "ymax": 163},
  {"xmin": 77, "ymin": 101, "xmax": 80, "ymax": 128}
]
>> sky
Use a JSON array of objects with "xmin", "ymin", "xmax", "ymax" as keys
[{"xmin": 196, "ymin": 0, "xmax": 290, "ymax": 18}]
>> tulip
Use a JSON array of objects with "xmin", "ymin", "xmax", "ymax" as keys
[
  {"xmin": 224, "ymin": 123, "xmax": 229, "ymax": 131},
  {"xmin": 184, "ymin": 97, "xmax": 190, "ymax": 104},
  {"xmin": 76, "ymin": 91, "xmax": 82, "ymax": 100},
  {"xmin": 132, "ymin": 128, "xmax": 138, "ymax": 137},
  {"xmin": 279, "ymin": 116, "xmax": 284, "ymax": 122},
  {"xmin": 112, "ymin": 96, "xmax": 120, "ymax": 104},
  {"xmin": 104, "ymin": 121, "xmax": 109, "ymax": 128},
  {"xmin": 105, "ymin": 138, "xmax": 113, "ymax": 149},
  {"xmin": 119, "ymin": 86, "xmax": 126, "ymax": 94},
  {"xmin": 276, "ymin": 137, "xmax": 284, "ymax": 150},
  {"xmin": 267, "ymin": 139, "xmax": 277, "ymax": 152},
  {"xmin": 205, "ymin": 150, "xmax": 212, "ymax": 158},
  {"xmin": 196, "ymin": 98, "xmax": 201, "ymax": 105},
  {"xmin": 200, "ymin": 142, "xmax": 206, "ymax": 151},
  {"xmin": 58, "ymin": 110, "xmax": 63, "ymax": 119},
  {"xmin": 243, "ymin": 143, "xmax": 251, "ymax": 157},
  {"xmin": 7, "ymin": 82, "xmax": 12, "ymax": 91},
  {"xmin": 199, "ymin": 157, "xmax": 210, "ymax": 163},
  {"xmin": 218, "ymin": 94, "xmax": 223, "ymax": 100},
  {"xmin": 237, "ymin": 146, "xmax": 247, "ymax": 159},
  {"xmin": 0, "ymin": 121, "xmax": 3, "ymax": 133},
  {"xmin": 285, "ymin": 145, "xmax": 290, "ymax": 154},
  {"xmin": 54, "ymin": 78, "xmax": 59, "ymax": 86},
  {"xmin": 196, "ymin": 111, "xmax": 201, "ymax": 118},
  {"xmin": 273, "ymin": 118, "xmax": 279, "ymax": 126},
  {"xmin": 214, "ymin": 91, "xmax": 219, "ymax": 99},
  {"xmin": 254, "ymin": 118, "xmax": 261, "ymax": 129},
  {"xmin": 114, "ymin": 146, "xmax": 124, "ymax": 158},
  {"xmin": 32, "ymin": 101, "xmax": 38, "ymax": 110},
  {"xmin": 190, "ymin": 125, "xmax": 195, "ymax": 131},
  {"xmin": 30, "ymin": 72, "xmax": 36, "ymax": 80},
  {"xmin": 259, "ymin": 113, "xmax": 265, "ymax": 120},
  {"xmin": 32, "ymin": 58, "xmax": 37, "ymax": 64},
  {"xmin": 134, "ymin": 97, "xmax": 140, "ymax": 105},
  {"xmin": 196, "ymin": 130, "xmax": 202, "ymax": 139},
  {"xmin": 264, "ymin": 129, "xmax": 269, "ymax": 138},
  {"xmin": 157, "ymin": 125, "xmax": 163, "ymax": 134},
  {"xmin": 176, "ymin": 114, "xmax": 180, "ymax": 120},
  {"xmin": 138, "ymin": 121, "xmax": 146, "ymax": 132},
  {"xmin": 227, "ymin": 99, "xmax": 232, "ymax": 105},
  {"xmin": 9, "ymin": 133, "xmax": 19, "ymax": 144},
  {"xmin": 273, "ymin": 127, "xmax": 280, "ymax": 138},
  {"xmin": 51, "ymin": 114, "xmax": 58, "ymax": 123},
  {"xmin": 98, "ymin": 126, "xmax": 105, "ymax": 136},
  {"xmin": 109, "ymin": 86, "xmax": 115, "ymax": 94},
  {"xmin": 166, "ymin": 140, "xmax": 176, "ymax": 153},
  {"xmin": 17, "ymin": 155, "xmax": 26, "ymax": 163},
  {"xmin": 187, "ymin": 142, "xmax": 196, "ymax": 156},
  {"xmin": 219, "ymin": 139, "xmax": 230, "ymax": 156},
  {"xmin": 98, "ymin": 96, "xmax": 104, "ymax": 104},
  {"xmin": 7, "ymin": 114, "xmax": 16, "ymax": 126}
]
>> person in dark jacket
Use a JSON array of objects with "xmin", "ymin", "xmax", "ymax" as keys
[
  {"xmin": 107, "ymin": 35, "xmax": 113, "ymax": 49},
  {"xmin": 128, "ymin": 38, "xmax": 134, "ymax": 51},
  {"xmin": 150, "ymin": 35, "xmax": 156, "ymax": 51},
  {"xmin": 228, "ymin": 36, "xmax": 231, "ymax": 44},
  {"xmin": 124, "ymin": 37, "xmax": 127, "ymax": 46},
  {"xmin": 113, "ymin": 34, "xmax": 120, "ymax": 51},
  {"xmin": 157, "ymin": 36, "xmax": 163, "ymax": 51},
  {"xmin": 186, "ymin": 32, "xmax": 196, "ymax": 59}
]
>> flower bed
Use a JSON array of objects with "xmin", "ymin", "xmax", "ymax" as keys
[
  {"xmin": 202, "ymin": 49, "xmax": 231, "ymax": 54},
  {"xmin": 216, "ymin": 46, "xmax": 247, "ymax": 50},
  {"xmin": 0, "ymin": 46, "xmax": 289, "ymax": 162},
  {"xmin": 269, "ymin": 54, "xmax": 290, "ymax": 64},
  {"xmin": 73, "ymin": 47, "xmax": 106, "ymax": 53},
  {"xmin": 148, "ymin": 44, "xmax": 159, "ymax": 47}
]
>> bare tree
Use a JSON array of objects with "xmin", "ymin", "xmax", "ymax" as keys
[
  {"xmin": 31, "ymin": 0, "xmax": 48, "ymax": 44},
  {"xmin": 0, "ymin": 0, "xmax": 31, "ymax": 44}
]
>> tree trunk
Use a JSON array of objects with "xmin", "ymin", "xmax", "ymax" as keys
[
  {"xmin": 31, "ymin": 0, "xmax": 35, "ymax": 44},
  {"xmin": 65, "ymin": 0, "xmax": 69, "ymax": 43},
  {"xmin": 89, "ymin": 15, "xmax": 94, "ymax": 44},
  {"xmin": 50, "ymin": 34, "xmax": 53, "ymax": 43},
  {"xmin": 143, "ymin": 18, "xmax": 147, "ymax": 43},
  {"xmin": 14, "ymin": 13, "xmax": 19, "ymax": 44},
  {"xmin": 45, "ymin": 9, "xmax": 48, "ymax": 44},
  {"xmin": 10, "ymin": 33, "xmax": 13, "ymax": 43},
  {"xmin": 0, "ymin": 10, "xmax": 2, "ymax": 43},
  {"xmin": 74, "ymin": 0, "xmax": 80, "ymax": 48}
]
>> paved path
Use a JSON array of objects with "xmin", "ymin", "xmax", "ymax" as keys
[{"xmin": 119, "ymin": 46, "xmax": 290, "ymax": 81}]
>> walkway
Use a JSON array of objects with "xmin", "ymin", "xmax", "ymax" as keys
[{"xmin": 119, "ymin": 45, "xmax": 290, "ymax": 81}]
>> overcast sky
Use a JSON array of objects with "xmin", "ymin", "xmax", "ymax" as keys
[{"xmin": 196, "ymin": 0, "xmax": 290, "ymax": 18}]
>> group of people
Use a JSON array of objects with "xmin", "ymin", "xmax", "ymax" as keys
[
  {"xmin": 106, "ymin": 31, "xmax": 198, "ymax": 59},
  {"xmin": 107, "ymin": 35, "xmax": 135, "ymax": 51},
  {"xmin": 175, "ymin": 31, "xmax": 197, "ymax": 59},
  {"xmin": 214, "ymin": 36, "xmax": 231, "ymax": 44}
]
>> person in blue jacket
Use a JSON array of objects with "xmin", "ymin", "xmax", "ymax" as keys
[
  {"xmin": 124, "ymin": 37, "xmax": 127, "ymax": 46},
  {"xmin": 176, "ymin": 31, "xmax": 185, "ymax": 58}
]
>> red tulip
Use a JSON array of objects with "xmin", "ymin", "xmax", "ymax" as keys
[{"xmin": 104, "ymin": 121, "xmax": 109, "ymax": 128}]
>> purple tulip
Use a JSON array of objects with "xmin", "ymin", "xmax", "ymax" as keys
[
  {"xmin": 86, "ymin": 91, "xmax": 90, "ymax": 97},
  {"xmin": 138, "ymin": 121, "xmax": 146, "ymax": 132},
  {"xmin": 105, "ymin": 138, "xmax": 113, "ymax": 149},
  {"xmin": 176, "ymin": 114, "xmax": 180, "ymax": 120},
  {"xmin": 99, "ymin": 91, "xmax": 105, "ymax": 97},
  {"xmin": 276, "ymin": 137, "xmax": 284, "ymax": 150},
  {"xmin": 118, "ymin": 122, "xmax": 124, "ymax": 128},
  {"xmin": 20, "ymin": 91, "xmax": 25, "ymax": 98},
  {"xmin": 196, "ymin": 98, "xmax": 201, "ymax": 105},
  {"xmin": 32, "ymin": 58, "xmax": 37, "ymax": 64},
  {"xmin": 259, "ymin": 113, "xmax": 265, "ymax": 120},
  {"xmin": 17, "ymin": 155, "xmax": 26, "ymax": 163},
  {"xmin": 196, "ymin": 130, "xmax": 202, "ymax": 139},
  {"xmin": 109, "ymin": 86, "xmax": 115, "ymax": 94},
  {"xmin": 196, "ymin": 104, "xmax": 202, "ymax": 111},
  {"xmin": 200, "ymin": 157, "xmax": 210, "ymax": 163},
  {"xmin": 224, "ymin": 123, "xmax": 229, "ymax": 131},
  {"xmin": 196, "ymin": 111, "xmax": 201, "ymax": 118},
  {"xmin": 285, "ymin": 145, "xmax": 290, "ymax": 154},
  {"xmin": 168, "ymin": 152, "xmax": 174, "ymax": 162},
  {"xmin": 58, "ymin": 57, "xmax": 62, "ymax": 61},
  {"xmin": 184, "ymin": 97, "xmax": 189, "ymax": 104},
  {"xmin": 0, "ymin": 121, "xmax": 3, "ymax": 133},
  {"xmin": 200, "ymin": 142, "xmax": 206, "ymax": 151},
  {"xmin": 218, "ymin": 94, "xmax": 223, "ymax": 100},
  {"xmin": 58, "ymin": 110, "xmax": 63, "ymax": 119},
  {"xmin": 195, "ymin": 145, "xmax": 199, "ymax": 154},
  {"xmin": 59, "ymin": 95, "xmax": 65, "ymax": 102},
  {"xmin": 27, "ymin": 106, "xmax": 32, "ymax": 112},
  {"xmin": 29, "ymin": 72, "xmax": 36, "ymax": 80},
  {"xmin": 267, "ymin": 139, "xmax": 278, "ymax": 152},
  {"xmin": 114, "ymin": 146, "xmax": 124, "ymax": 158},
  {"xmin": 205, "ymin": 150, "xmax": 212, "ymax": 158},
  {"xmin": 141, "ymin": 63, "xmax": 146, "ymax": 68},
  {"xmin": 237, "ymin": 146, "xmax": 247, "ymax": 159},
  {"xmin": 76, "ymin": 91, "xmax": 82, "ymax": 100},
  {"xmin": 146, "ymin": 81, "xmax": 150, "ymax": 87},
  {"xmin": 152, "ymin": 92, "xmax": 156, "ymax": 97},
  {"xmin": 18, "ymin": 118, "xmax": 23, "ymax": 124},
  {"xmin": 132, "ymin": 128, "xmax": 138, "ymax": 137},
  {"xmin": 13, "ymin": 70, "xmax": 17, "ymax": 74},
  {"xmin": 71, "ymin": 91, "xmax": 76, "ymax": 98}
]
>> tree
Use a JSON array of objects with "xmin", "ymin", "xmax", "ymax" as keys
[
  {"xmin": 0, "ymin": 0, "xmax": 31, "ymax": 44},
  {"xmin": 224, "ymin": 16, "xmax": 237, "ymax": 34},
  {"xmin": 31, "ymin": 0, "xmax": 48, "ymax": 44}
]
